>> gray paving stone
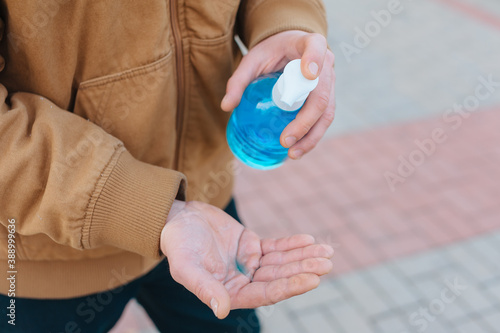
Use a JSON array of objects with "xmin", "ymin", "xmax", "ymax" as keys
[
  {"xmin": 460, "ymin": 285, "xmax": 496, "ymax": 314},
  {"xmin": 280, "ymin": 278, "xmax": 344, "ymax": 312},
  {"xmin": 482, "ymin": 310, "xmax": 500, "ymax": 330},
  {"xmin": 466, "ymin": 237, "xmax": 500, "ymax": 274},
  {"xmin": 488, "ymin": 232, "xmax": 500, "ymax": 251},
  {"xmin": 374, "ymin": 315, "xmax": 410, "ymax": 333},
  {"xmin": 327, "ymin": 302, "xmax": 374, "ymax": 333},
  {"xmin": 394, "ymin": 250, "xmax": 450, "ymax": 277},
  {"xmin": 339, "ymin": 272, "xmax": 393, "ymax": 316},
  {"xmin": 445, "ymin": 243, "xmax": 496, "ymax": 283},
  {"xmin": 295, "ymin": 311, "xmax": 336, "ymax": 333},
  {"xmin": 483, "ymin": 280, "xmax": 500, "ymax": 300},
  {"xmin": 258, "ymin": 305, "xmax": 300, "ymax": 333},
  {"xmin": 455, "ymin": 319, "xmax": 490, "ymax": 333},
  {"xmin": 438, "ymin": 301, "xmax": 471, "ymax": 324},
  {"xmin": 414, "ymin": 278, "xmax": 447, "ymax": 301},
  {"xmin": 423, "ymin": 320, "xmax": 456, "ymax": 333},
  {"xmin": 367, "ymin": 265, "xmax": 419, "ymax": 307}
]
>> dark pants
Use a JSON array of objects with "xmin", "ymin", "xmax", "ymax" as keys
[{"xmin": 0, "ymin": 199, "xmax": 261, "ymax": 333}]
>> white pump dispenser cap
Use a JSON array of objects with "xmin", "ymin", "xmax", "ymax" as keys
[{"xmin": 272, "ymin": 59, "xmax": 319, "ymax": 111}]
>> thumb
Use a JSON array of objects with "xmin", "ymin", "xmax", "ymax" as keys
[
  {"xmin": 297, "ymin": 33, "xmax": 328, "ymax": 80},
  {"xmin": 171, "ymin": 263, "xmax": 231, "ymax": 319}
]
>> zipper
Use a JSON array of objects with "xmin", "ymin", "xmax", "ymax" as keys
[{"xmin": 170, "ymin": 0, "xmax": 185, "ymax": 170}]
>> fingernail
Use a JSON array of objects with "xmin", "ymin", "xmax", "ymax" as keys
[
  {"xmin": 308, "ymin": 62, "xmax": 319, "ymax": 76},
  {"xmin": 210, "ymin": 298, "xmax": 218, "ymax": 318},
  {"xmin": 292, "ymin": 149, "xmax": 304, "ymax": 159},
  {"xmin": 284, "ymin": 136, "xmax": 297, "ymax": 148}
]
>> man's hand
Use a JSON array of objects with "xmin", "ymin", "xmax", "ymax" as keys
[
  {"xmin": 161, "ymin": 200, "xmax": 334, "ymax": 319},
  {"xmin": 221, "ymin": 30, "xmax": 335, "ymax": 160}
]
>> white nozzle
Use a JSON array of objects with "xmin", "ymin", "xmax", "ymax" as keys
[{"xmin": 272, "ymin": 59, "xmax": 319, "ymax": 111}]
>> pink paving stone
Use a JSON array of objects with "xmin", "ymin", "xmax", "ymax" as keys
[
  {"xmin": 475, "ymin": 211, "xmax": 500, "ymax": 232},
  {"xmin": 328, "ymin": 249, "xmax": 354, "ymax": 276},
  {"xmin": 289, "ymin": 172, "xmax": 328, "ymax": 199},
  {"xmin": 418, "ymin": 204, "xmax": 464, "ymax": 241},
  {"xmin": 300, "ymin": 200, "xmax": 340, "ymax": 226},
  {"xmin": 343, "ymin": 211, "xmax": 391, "ymax": 243},
  {"xmin": 255, "ymin": 222, "xmax": 287, "ymax": 239},
  {"xmin": 387, "ymin": 188, "xmax": 435, "ymax": 212},
  {"xmin": 378, "ymin": 233, "xmax": 429, "ymax": 260},
  {"xmin": 320, "ymin": 211, "xmax": 348, "ymax": 230},
  {"xmin": 343, "ymin": 178, "xmax": 388, "ymax": 205},
  {"xmin": 442, "ymin": 217, "xmax": 476, "ymax": 241},
  {"xmin": 413, "ymin": 214, "xmax": 457, "ymax": 245},
  {"xmin": 338, "ymin": 230, "xmax": 381, "ymax": 267},
  {"xmin": 279, "ymin": 205, "xmax": 326, "ymax": 235},
  {"xmin": 441, "ymin": 190, "xmax": 479, "ymax": 216},
  {"xmin": 311, "ymin": 227, "xmax": 345, "ymax": 249},
  {"xmin": 241, "ymin": 199, "xmax": 279, "ymax": 222},
  {"xmin": 366, "ymin": 206, "xmax": 413, "ymax": 236},
  {"xmin": 313, "ymin": 181, "xmax": 356, "ymax": 208},
  {"xmin": 381, "ymin": 218, "xmax": 415, "ymax": 237}
]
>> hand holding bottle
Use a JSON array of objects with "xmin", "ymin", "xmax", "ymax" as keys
[{"xmin": 221, "ymin": 30, "xmax": 336, "ymax": 160}]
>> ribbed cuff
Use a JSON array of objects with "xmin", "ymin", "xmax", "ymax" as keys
[
  {"xmin": 241, "ymin": 0, "xmax": 328, "ymax": 48},
  {"xmin": 81, "ymin": 147, "xmax": 186, "ymax": 259}
]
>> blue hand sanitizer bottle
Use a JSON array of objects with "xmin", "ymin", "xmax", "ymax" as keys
[{"xmin": 226, "ymin": 59, "xmax": 319, "ymax": 170}]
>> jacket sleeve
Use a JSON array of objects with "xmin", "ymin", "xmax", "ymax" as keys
[
  {"xmin": 0, "ymin": 22, "xmax": 186, "ymax": 260},
  {"xmin": 236, "ymin": 0, "xmax": 328, "ymax": 49}
]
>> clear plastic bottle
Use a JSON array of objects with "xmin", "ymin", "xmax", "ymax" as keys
[{"xmin": 226, "ymin": 59, "xmax": 319, "ymax": 169}]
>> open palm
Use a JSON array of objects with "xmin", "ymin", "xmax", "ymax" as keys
[{"xmin": 160, "ymin": 201, "xmax": 334, "ymax": 319}]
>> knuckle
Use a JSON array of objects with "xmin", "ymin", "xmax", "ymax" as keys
[
  {"xmin": 194, "ymin": 283, "xmax": 207, "ymax": 302},
  {"xmin": 276, "ymin": 252, "xmax": 284, "ymax": 265},
  {"xmin": 323, "ymin": 110, "xmax": 335, "ymax": 124},
  {"xmin": 273, "ymin": 265, "xmax": 282, "ymax": 279},
  {"xmin": 311, "ymin": 245, "xmax": 323, "ymax": 257},
  {"xmin": 316, "ymin": 91, "xmax": 330, "ymax": 111},
  {"xmin": 302, "ymin": 258, "xmax": 317, "ymax": 271},
  {"xmin": 300, "ymin": 121, "xmax": 315, "ymax": 135},
  {"xmin": 289, "ymin": 275, "xmax": 302, "ymax": 293},
  {"xmin": 280, "ymin": 264, "xmax": 293, "ymax": 278},
  {"xmin": 302, "ymin": 139, "xmax": 318, "ymax": 153},
  {"xmin": 309, "ymin": 33, "xmax": 327, "ymax": 46},
  {"xmin": 269, "ymin": 284, "xmax": 287, "ymax": 303}
]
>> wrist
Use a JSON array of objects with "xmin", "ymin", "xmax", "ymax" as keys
[
  {"xmin": 166, "ymin": 199, "xmax": 187, "ymax": 223},
  {"xmin": 161, "ymin": 200, "xmax": 186, "ymax": 256}
]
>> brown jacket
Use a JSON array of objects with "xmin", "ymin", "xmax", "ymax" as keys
[{"xmin": 0, "ymin": 0, "xmax": 327, "ymax": 298}]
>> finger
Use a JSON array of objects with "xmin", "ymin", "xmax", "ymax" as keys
[
  {"xmin": 253, "ymin": 258, "xmax": 333, "ymax": 282},
  {"xmin": 260, "ymin": 244, "xmax": 334, "ymax": 266},
  {"xmin": 221, "ymin": 55, "xmax": 259, "ymax": 111},
  {"xmin": 231, "ymin": 273, "xmax": 320, "ymax": 309},
  {"xmin": 261, "ymin": 234, "xmax": 315, "ymax": 255},
  {"xmin": 169, "ymin": 262, "xmax": 231, "ymax": 319},
  {"xmin": 289, "ymin": 69, "xmax": 336, "ymax": 159},
  {"xmin": 295, "ymin": 33, "xmax": 328, "ymax": 80},
  {"xmin": 220, "ymin": 44, "xmax": 282, "ymax": 112},
  {"xmin": 280, "ymin": 51, "xmax": 335, "ymax": 150}
]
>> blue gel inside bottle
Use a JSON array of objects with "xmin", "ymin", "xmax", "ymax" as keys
[{"xmin": 226, "ymin": 73, "xmax": 300, "ymax": 170}]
